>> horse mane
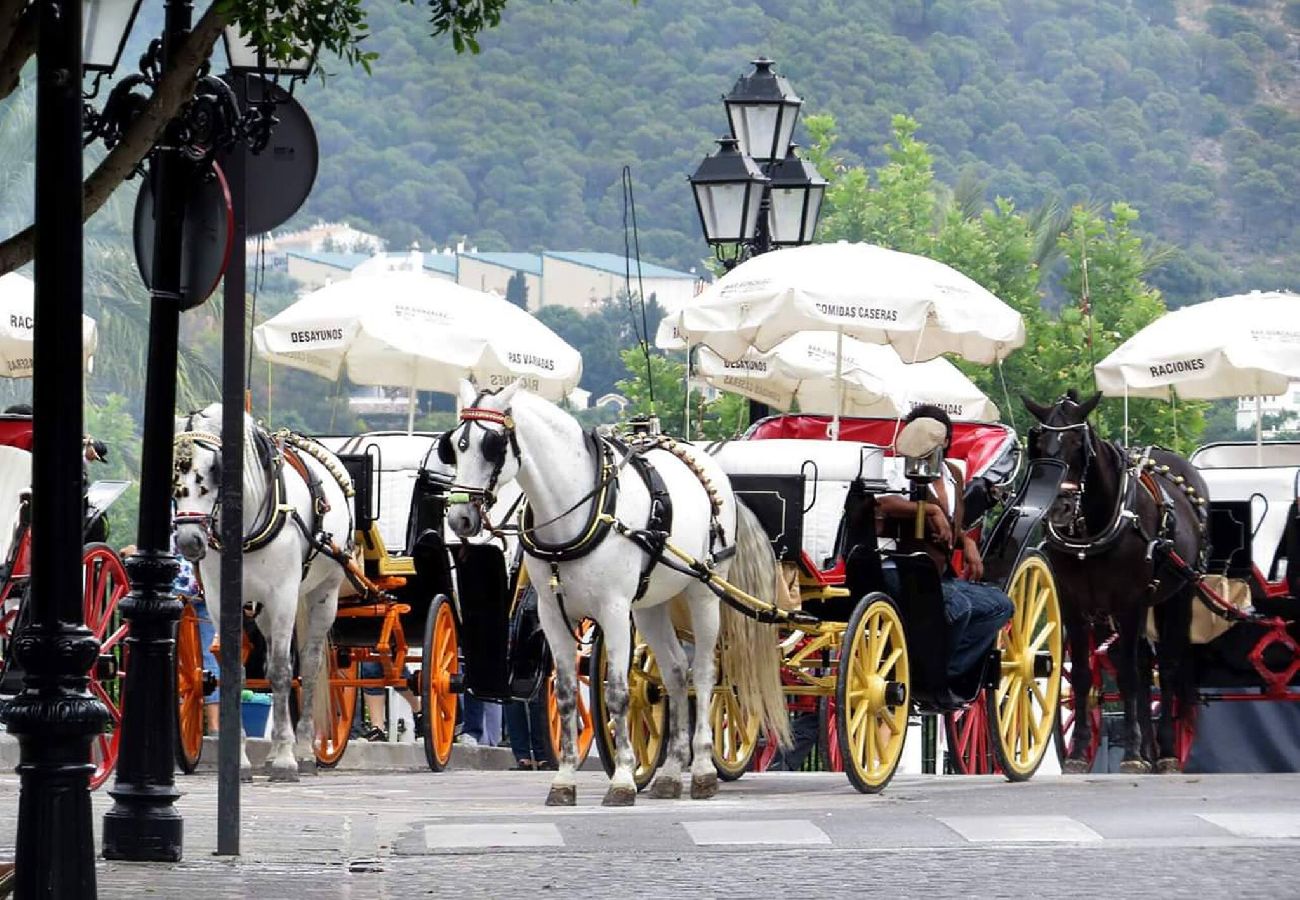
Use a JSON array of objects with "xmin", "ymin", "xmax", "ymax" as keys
[{"xmin": 189, "ymin": 402, "xmax": 269, "ymax": 505}]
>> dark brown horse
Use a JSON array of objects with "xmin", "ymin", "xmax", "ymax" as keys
[{"xmin": 1024, "ymin": 391, "xmax": 1207, "ymax": 773}]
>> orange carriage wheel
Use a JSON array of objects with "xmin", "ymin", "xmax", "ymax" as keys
[
  {"xmin": 82, "ymin": 543, "xmax": 129, "ymax": 791},
  {"xmin": 420, "ymin": 595, "xmax": 459, "ymax": 771},
  {"xmin": 174, "ymin": 602, "xmax": 206, "ymax": 773},
  {"xmin": 314, "ymin": 640, "xmax": 358, "ymax": 768},
  {"xmin": 545, "ymin": 620, "xmax": 595, "ymax": 767}
]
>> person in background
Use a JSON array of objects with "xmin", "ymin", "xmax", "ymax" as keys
[
  {"xmin": 504, "ymin": 694, "xmax": 552, "ymax": 770},
  {"xmin": 458, "ymin": 693, "xmax": 502, "ymax": 747},
  {"xmin": 356, "ymin": 660, "xmax": 423, "ymax": 742}
]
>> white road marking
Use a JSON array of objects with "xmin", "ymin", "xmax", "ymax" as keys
[
  {"xmin": 939, "ymin": 815, "xmax": 1103, "ymax": 843},
  {"xmin": 1198, "ymin": 813, "xmax": 1300, "ymax": 839},
  {"xmin": 424, "ymin": 823, "xmax": 564, "ymax": 848},
  {"xmin": 683, "ymin": 819, "xmax": 831, "ymax": 846}
]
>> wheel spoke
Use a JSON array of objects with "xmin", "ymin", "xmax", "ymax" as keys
[{"xmin": 1028, "ymin": 621, "xmax": 1056, "ymax": 654}]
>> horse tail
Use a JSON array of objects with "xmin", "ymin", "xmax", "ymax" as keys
[
  {"xmin": 720, "ymin": 500, "xmax": 792, "ymax": 749},
  {"xmin": 295, "ymin": 598, "xmax": 332, "ymax": 733}
]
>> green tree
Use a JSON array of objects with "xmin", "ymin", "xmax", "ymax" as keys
[{"xmin": 505, "ymin": 269, "xmax": 529, "ymax": 308}]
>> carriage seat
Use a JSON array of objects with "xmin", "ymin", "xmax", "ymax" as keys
[
  {"xmin": 330, "ymin": 432, "xmax": 443, "ymax": 553},
  {"xmin": 0, "ymin": 445, "xmax": 30, "ymax": 585},
  {"xmin": 1191, "ymin": 442, "xmax": 1300, "ymax": 589},
  {"xmin": 704, "ymin": 439, "xmax": 886, "ymax": 570}
]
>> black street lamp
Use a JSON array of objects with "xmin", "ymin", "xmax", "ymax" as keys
[
  {"xmin": 688, "ymin": 57, "xmax": 827, "ymax": 420},
  {"xmin": 1, "ymin": 0, "xmax": 106, "ymax": 893}
]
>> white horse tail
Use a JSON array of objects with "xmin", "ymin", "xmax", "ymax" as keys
[
  {"xmin": 720, "ymin": 500, "xmax": 792, "ymax": 749},
  {"xmin": 295, "ymin": 599, "xmax": 331, "ymax": 733}
]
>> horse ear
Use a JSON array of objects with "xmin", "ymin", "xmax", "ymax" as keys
[
  {"xmin": 1078, "ymin": 390, "xmax": 1102, "ymax": 418},
  {"xmin": 495, "ymin": 379, "xmax": 523, "ymax": 407},
  {"xmin": 1021, "ymin": 395, "xmax": 1049, "ymax": 422},
  {"xmin": 457, "ymin": 379, "xmax": 477, "ymax": 409}
]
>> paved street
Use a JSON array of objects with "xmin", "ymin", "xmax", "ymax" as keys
[{"xmin": 3, "ymin": 767, "xmax": 1299, "ymax": 897}]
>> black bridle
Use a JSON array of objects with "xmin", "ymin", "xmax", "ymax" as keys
[{"xmin": 438, "ymin": 394, "xmax": 522, "ymax": 530}]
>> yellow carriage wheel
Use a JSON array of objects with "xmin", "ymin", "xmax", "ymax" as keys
[
  {"xmin": 710, "ymin": 664, "xmax": 760, "ymax": 781},
  {"xmin": 988, "ymin": 551, "xmax": 1063, "ymax": 781},
  {"xmin": 837, "ymin": 594, "xmax": 910, "ymax": 794},
  {"xmin": 591, "ymin": 628, "xmax": 667, "ymax": 791}
]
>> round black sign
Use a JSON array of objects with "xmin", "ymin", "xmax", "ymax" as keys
[{"xmin": 133, "ymin": 161, "xmax": 235, "ymax": 310}]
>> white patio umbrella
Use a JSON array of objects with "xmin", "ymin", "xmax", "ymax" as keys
[
  {"xmin": 659, "ymin": 242, "xmax": 1022, "ymax": 435},
  {"xmin": 0, "ymin": 271, "xmax": 98, "ymax": 377},
  {"xmin": 694, "ymin": 332, "xmax": 1000, "ymax": 421},
  {"xmin": 253, "ymin": 270, "xmax": 583, "ymax": 432},
  {"xmin": 1094, "ymin": 290, "xmax": 1300, "ymax": 458}
]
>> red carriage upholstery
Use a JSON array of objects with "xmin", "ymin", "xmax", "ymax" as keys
[{"xmin": 0, "ymin": 415, "xmax": 33, "ymax": 451}]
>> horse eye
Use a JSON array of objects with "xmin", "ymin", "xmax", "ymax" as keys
[{"xmin": 198, "ymin": 486, "xmax": 209, "ymax": 497}]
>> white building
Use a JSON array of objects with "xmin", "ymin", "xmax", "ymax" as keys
[
  {"xmin": 539, "ymin": 251, "xmax": 703, "ymax": 313},
  {"xmin": 1236, "ymin": 382, "xmax": 1300, "ymax": 436}
]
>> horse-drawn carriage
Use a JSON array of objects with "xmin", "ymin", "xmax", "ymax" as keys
[{"xmin": 0, "ymin": 413, "xmax": 132, "ymax": 789}]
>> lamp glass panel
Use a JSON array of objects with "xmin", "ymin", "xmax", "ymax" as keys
[
  {"xmin": 802, "ymin": 184, "xmax": 825, "ymax": 242},
  {"xmin": 727, "ymin": 103, "xmax": 781, "ymax": 161},
  {"xmin": 694, "ymin": 182, "xmax": 754, "ymax": 244},
  {"xmin": 767, "ymin": 186, "xmax": 808, "ymax": 245},
  {"xmin": 741, "ymin": 181, "xmax": 766, "ymax": 242},
  {"xmin": 773, "ymin": 104, "xmax": 800, "ymax": 166},
  {"xmin": 82, "ymin": 0, "xmax": 137, "ymax": 72}
]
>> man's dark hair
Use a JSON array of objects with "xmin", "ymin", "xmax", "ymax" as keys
[
  {"xmin": 4, "ymin": 404, "xmax": 32, "ymax": 416},
  {"xmin": 904, "ymin": 403, "xmax": 953, "ymax": 446}
]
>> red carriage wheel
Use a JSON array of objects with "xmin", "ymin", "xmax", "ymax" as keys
[
  {"xmin": 818, "ymin": 697, "xmax": 843, "ymax": 773},
  {"xmin": 944, "ymin": 690, "xmax": 1001, "ymax": 775},
  {"xmin": 82, "ymin": 543, "xmax": 129, "ymax": 791},
  {"xmin": 1055, "ymin": 635, "xmax": 1102, "ymax": 770},
  {"xmin": 174, "ymin": 602, "xmax": 206, "ymax": 773}
]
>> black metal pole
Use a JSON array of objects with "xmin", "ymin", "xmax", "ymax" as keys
[
  {"xmin": 216, "ymin": 70, "xmax": 249, "ymax": 858},
  {"xmin": 101, "ymin": 0, "xmax": 194, "ymax": 862},
  {"xmin": 3, "ymin": 0, "xmax": 106, "ymax": 895}
]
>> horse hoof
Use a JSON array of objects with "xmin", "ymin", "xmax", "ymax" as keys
[
  {"xmin": 1062, "ymin": 758, "xmax": 1091, "ymax": 775},
  {"xmin": 1155, "ymin": 757, "xmax": 1183, "ymax": 775},
  {"xmin": 1119, "ymin": 759, "xmax": 1152, "ymax": 775},
  {"xmin": 601, "ymin": 786, "xmax": 637, "ymax": 807},
  {"xmin": 690, "ymin": 773, "xmax": 719, "ymax": 800},
  {"xmin": 267, "ymin": 765, "xmax": 300, "ymax": 783},
  {"xmin": 544, "ymin": 785, "xmax": 576, "ymax": 807},
  {"xmin": 297, "ymin": 759, "xmax": 319, "ymax": 776},
  {"xmin": 649, "ymin": 777, "xmax": 682, "ymax": 799},
  {"xmin": 239, "ymin": 768, "xmax": 254, "ymax": 784}
]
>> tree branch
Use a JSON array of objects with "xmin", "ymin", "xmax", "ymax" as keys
[
  {"xmin": 0, "ymin": 3, "xmax": 226, "ymax": 276},
  {"xmin": 0, "ymin": 2, "xmax": 36, "ymax": 102}
]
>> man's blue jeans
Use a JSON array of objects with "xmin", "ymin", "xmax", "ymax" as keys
[{"xmin": 943, "ymin": 579, "xmax": 1014, "ymax": 679}]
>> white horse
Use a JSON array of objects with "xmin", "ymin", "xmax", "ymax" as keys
[
  {"xmin": 173, "ymin": 403, "xmax": 353, "ymax": 781},
  {"xmin": 443, "ymin": 380, "xmax": 789, "ymax": 806}
]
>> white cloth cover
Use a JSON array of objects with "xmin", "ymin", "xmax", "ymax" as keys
[
  {"xmin": 0, "ymin": 272, "xmax": 98, "ymax": 377},
  {"xmin": 1095, "ymin": 291, "xmax": 1300, "ymax": 400},
  {"xmin": 657, "ymin": 242, "xmax": 1024, "ymax": 364},
  {"xmin": 693, "ymin": 332, "xmax": 999, "ymax": 421},
  {"xmin": 253, "ymin": 270, "xmax": 582, "ymax": 401}
]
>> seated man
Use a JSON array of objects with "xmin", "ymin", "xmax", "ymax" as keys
[{"xmin": 876, "ymin": 405, "xmax": 1014, "ymax": 682}]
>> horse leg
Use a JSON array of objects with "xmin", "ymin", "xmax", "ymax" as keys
[
  {"xmin": 537, "ymin": 591, "xmax": 580, "ymax": 806},
  {"xmin": 635, "ymin": 603, "xmax": 689, "ymax": 800},
  {"xmin": 684, "ymin": 585, "xmax": 720, "ymax": 800},
  {"xmin": 1111, "ymin": 612, "xmax": 1151, "ymax": 774},
  {"xmin": 293, "ymin": 585, "xmax": 337, "ymax": 773},
  {"xmin": 1063, "ymin": 616, "xmax": 1094, "ymax": 774},
  {"xmin": 595, "ymin": 607, "xmax": 637, "ymax": 807},
  {"xmin": 264, "ymin": 600, "xmax": 300, "ymax": 782},
  {"xmin": 1155, "ymin": 587, "xmax": 1194, "ymax": 773}
]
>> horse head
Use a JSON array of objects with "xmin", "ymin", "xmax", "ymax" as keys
[
  {"xmin": 173, "ymin": 403, "xmax": 225, "ymax": 561},
  {"xmin": 1023, "ymin": 389, "xmax": 1102, "ymax": 531},
  {"xmin": 442, "ymin": 379, "xmax": 524, "ymax": 538}
]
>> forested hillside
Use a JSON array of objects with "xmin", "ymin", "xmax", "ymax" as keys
[{"xmin": 290, "ymin": 0, "xmax": 1300, "ymax": 308}]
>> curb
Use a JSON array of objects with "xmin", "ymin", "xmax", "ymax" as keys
[{"xmin": 195, "ymin": 735, "xmax": 516, "ymax": 772}]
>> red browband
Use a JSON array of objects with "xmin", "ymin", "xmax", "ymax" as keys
[{"xmin": 460, "ymin": 407, "xmax": 511, "ymax": 427}]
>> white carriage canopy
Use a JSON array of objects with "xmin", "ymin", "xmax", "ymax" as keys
[
  {"xmin": 693, "ymin": 332, "xmax": 1000, "ymax": 421},
  {"xmin": 0, "ymin": 271, "xmax": 99, "ymax": 377},
  {"xmin": 252, "ymin": 270, "xmax": 583, "ymax": 431}
]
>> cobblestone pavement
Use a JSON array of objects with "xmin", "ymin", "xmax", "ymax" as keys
[{"xmin": 2, "ymin": 769, "xmax": 1299, "ymax": 898}]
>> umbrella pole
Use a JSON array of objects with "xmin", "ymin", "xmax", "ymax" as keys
[
  {"xmin": 684, "ymin": 339, "xmax": 691, "ymax": 439},
  {"xmin": 1123, "ymin": 384, "xmax": 1129, "ymax": 446},
  {"xmin": 407, "ymin": 387, "xmax": 416, "ymax": 435},
  {"xmin": 1256, "ymin": 395, "xmax": 1263, "ymax": 465},
  {"xmin": 831, "ymin": 328, "xmax": 844, "ymax": 440}
]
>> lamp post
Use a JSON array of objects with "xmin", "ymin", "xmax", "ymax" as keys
[
  {"xmin": 77, "ymin": 0, "xmax": 310, "ymax": 862},
  {"xmin": 0, "ymin": 0, "xmax": 117, "ymax": 892},
  {"xmin": 688, "ymin": 58, "xmax": 826, "ymax": 422}
]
